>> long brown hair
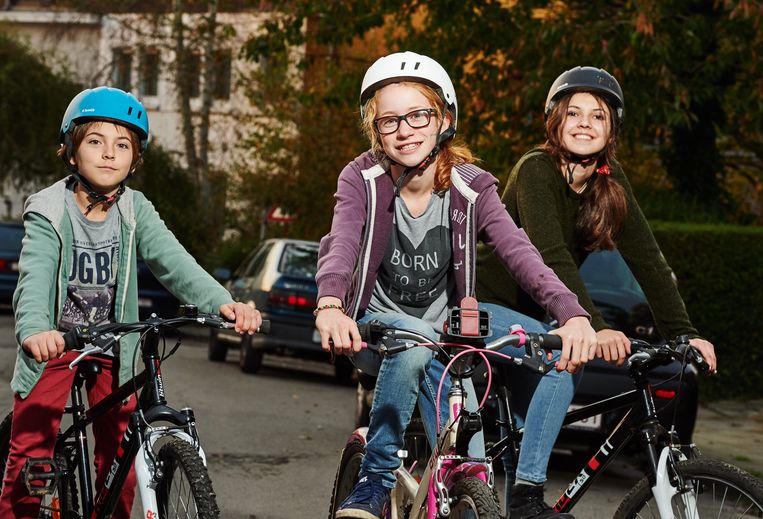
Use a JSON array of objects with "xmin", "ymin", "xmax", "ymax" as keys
[
  {"xmin": 543, "ymin": 92, "xmax": 627, "ymax": 251},
  {"xmin": 361, "ymin": 82, "xmax": 474, "ymax": 192}
]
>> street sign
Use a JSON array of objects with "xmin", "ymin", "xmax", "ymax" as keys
[{"xmin": 266, "ymin": 204, "xmax": 295, "ymax": 223}]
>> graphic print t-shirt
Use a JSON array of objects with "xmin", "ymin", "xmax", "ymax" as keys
[
  {"xmin": 59, "ymin": 188, "xmax": 121, "ymax": 354},
  {"xmin": 368, "ymin": 191, "xmax": 453, "ymax": 333}
]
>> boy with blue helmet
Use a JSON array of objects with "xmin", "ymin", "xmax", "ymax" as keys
[{"xmin": 0, "ymin": 86, "xmax": 262, "ymax": 518}]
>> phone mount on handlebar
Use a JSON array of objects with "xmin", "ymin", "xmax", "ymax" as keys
[{"xmin": 444, "ymin": 297, "xmax": 490, "ymax": 338}]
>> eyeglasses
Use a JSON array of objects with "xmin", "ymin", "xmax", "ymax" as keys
[{"xmin": 374, "ymin": 109, "xmax": 437, "ymax": 135}]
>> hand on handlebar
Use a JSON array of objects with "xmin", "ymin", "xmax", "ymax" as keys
[
  {"xmin": 550, "ymin": 316, "xmax": 597, "ymax": 374},
  {"xmin": 219, "ymin": 301, "xmax": 262, "ymax": 335},
  {"xmin": 314, "ymin": 299, "xmax": 362, "ymax": 354},
  {"xmin": 689, "ymin": 337, "xmax": 717, "ymax": 373},
  {"xmin": 21, "ymin": 330, "xmax": 66, "ymax": 363},
  {"xmin": 595, "ymin": 328, "xmax": 632, "ymax": 366}
]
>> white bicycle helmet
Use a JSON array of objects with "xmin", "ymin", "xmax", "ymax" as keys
[{"xmin": 359, "ymin": 51, "xmax": 458, "ymax": 132}]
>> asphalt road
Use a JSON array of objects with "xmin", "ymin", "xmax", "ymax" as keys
[{"xmin": 0, "ymin": 309, "xmax": 760, "ymax": 518}]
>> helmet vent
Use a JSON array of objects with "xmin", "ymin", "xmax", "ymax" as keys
[
  {"xmin": 414, "ymin": 62, "xmax": 420, "ymax": 70},
  {"xmin": 400, "ymin": 62, "xmax": 406, "ymax": 70},
  {"xmin": 127, "ymin": 107, "xmax": 133, "ymax": 115},
  {"xmin": 137, "ymin": 111, "xmax": 142, "ymax": 119}
]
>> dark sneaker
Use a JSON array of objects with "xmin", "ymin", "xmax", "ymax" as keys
[
  {"xmin": 509, "ymin": 484, "xmax": 575, "ymax": 519},
  {"xmin": 335, "ymin": 474, "xmax": 391, "ymax": 519}
]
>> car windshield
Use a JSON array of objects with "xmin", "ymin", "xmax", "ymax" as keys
[
  {"xmin": 279, "ymin": 243, "xmax": 319, "ymax": 278},
  {"xmin": 0, "ymin": 224, "xmax": 24, "ymax": 252},
  {"xmin": 580, "ymin": 250, "xmax": 645, "ymax": 296}
]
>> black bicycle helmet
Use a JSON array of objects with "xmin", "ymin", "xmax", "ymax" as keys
[{"xmin": 545, "ymin": 66, "xmax": 624, "ymax": 124}]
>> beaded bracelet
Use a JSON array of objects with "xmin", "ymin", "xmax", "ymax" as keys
[{"xmin": 313, "ymin": 303, "xmax": 345, "ymax": 317}]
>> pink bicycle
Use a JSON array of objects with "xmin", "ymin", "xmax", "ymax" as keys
[{"xmin": 327, "ymin": 298, "xmax": 562, "ymax": 519}]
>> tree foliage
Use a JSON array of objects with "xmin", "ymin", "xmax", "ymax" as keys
[
  {"xmin": 243, "ymin": 0, "xmax": 763, "ymax": 224},
  {"xmin": 0, "ymin": 29, "xmax": 80, "ymax": 188}
]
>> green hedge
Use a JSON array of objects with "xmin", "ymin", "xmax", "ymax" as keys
[{"xmin": 650, "ymin": 221, "xmax": 763, "ymax": 400}]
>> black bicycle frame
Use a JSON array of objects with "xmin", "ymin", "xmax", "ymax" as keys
[
  {"xmin": 55, "ymin": 327, "xmax": 198, "ymax": 518},
  {"xmin": 487, "ymin": 360, "xmax": 670, "ymax": 513}
]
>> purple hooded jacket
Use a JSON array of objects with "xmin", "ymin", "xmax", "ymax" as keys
[{"xmin": 316, "ymin": 151, "xmax": 589, "ymax": 325}]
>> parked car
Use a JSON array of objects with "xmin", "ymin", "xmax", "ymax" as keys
[
  {"xmin": 208, "ymin": 238, "xmax": 355, "ymax": 384},
  {"xmin": 355, "ymin": 250, "xmax": 699, "ymax": 451},
  {"xmin": 136, "ymin": 258, "xmax": 181, "ymax": 320},
  {"xmin": 0, "ymin": 220, "xmax": 179, "ymax": 320},
  {"xmin": 0, "ymin": 221, "xmax": 24, "ymax": 306}
]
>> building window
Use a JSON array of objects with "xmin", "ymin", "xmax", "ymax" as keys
[
  {"xmin": 140, "ymin": 48, "xmax": 160, "ymax": 97},
  {"xmin": 211, "ymin": 49, "xmax": 232, "ymax": 100},
  {"xmin": 112, "ymin": 48, "xmax": 132, "ymax": 91}
]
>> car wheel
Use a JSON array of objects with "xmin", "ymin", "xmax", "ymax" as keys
[
  {"xmin": 239, "ymin": 335, "xmax": 264, "ymax": 374},
  {"xmin": 207, "ymin": 330, "xmax": 229, "ymax": 362},
  {"xmin": 334, "ymin": 356, "xmax": 356, "ymax": 386}
]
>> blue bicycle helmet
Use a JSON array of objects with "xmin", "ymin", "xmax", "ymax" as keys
[{"xmin": 60, "ymin": 86, "xmax": 150, "ymax": 153}]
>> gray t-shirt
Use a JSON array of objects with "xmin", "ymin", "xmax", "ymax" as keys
[
  {"xmin": 368, "ymin": 191, "xmax": 453, "ymax": 334},
  {"xmin": 59, "ymin": 188, "xmax": 121, "ymax": 354}
]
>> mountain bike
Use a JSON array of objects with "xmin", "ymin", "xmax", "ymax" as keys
[
  {"xmin": 327, "ymin": 298, "xmax": 564, "ymax": 519},
  {"xmin": 0, "ymin": 305, "xmax": 269, "ymax": 519},
  {"xmin": 486, "ymin": 335, "xmax": 763, "ymax": 518}
]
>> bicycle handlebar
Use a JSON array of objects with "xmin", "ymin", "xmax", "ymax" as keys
[
  {"xmin": 59, "ymin": 306, "xmax": 269, "ymax": 369},
  {"xmin": 628, "ymin": 335, "xmax": 710, "ymax": 374},
  {"xmin": 356, "ymin": 320, "xmax": 563, "ymax": 374}
]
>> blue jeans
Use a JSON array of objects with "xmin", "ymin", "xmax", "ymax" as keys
[
  {"xmin": 480, "ymin": 303, "xmax": 575, "ymax": 487},
  {"xmin": 352, "ymin": 312, "xmax": 445, "ymax": 488}
]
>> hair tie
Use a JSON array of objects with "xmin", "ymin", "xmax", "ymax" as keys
[{"xmin": 596, "ymin": 164, "xmax": 610, "ymax": 175}]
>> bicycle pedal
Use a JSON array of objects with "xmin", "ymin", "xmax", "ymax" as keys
[{"xmin": 21, "ymin": 457, "xmax": 60, "ymax": 496}]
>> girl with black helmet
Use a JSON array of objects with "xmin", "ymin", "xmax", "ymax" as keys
[
  {"xmin": 476, "ymin": 66, "xmax": 717, "ymax": 518},
  {"xmin": 1, "ymin": 86, "xmax": 261, "ymax": 518},
  {"xmin": 315, "ymin": 52, "xmax": 597, "ymax": 519}
]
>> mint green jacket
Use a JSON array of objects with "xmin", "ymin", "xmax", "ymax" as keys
[{"xmin": 12, "ymin": 177, "xmax": 233, "ymax": 398}]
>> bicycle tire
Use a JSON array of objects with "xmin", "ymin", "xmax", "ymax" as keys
[
  {"xmin": 449, "ymin": 476, "xmax": 501, "ymax": 518},
  {"xmin": 614, "ymin": 456, "xmax": 763, "ymax": 518},
  {"xmin": 328, "ymin": 437, "xmax": 365, "ymax": 518},
  {"xmin": 155, "ymin": 439, "xmax": 220, "ymax": 519}
]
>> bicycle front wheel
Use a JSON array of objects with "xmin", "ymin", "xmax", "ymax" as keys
[
  {"xmin": 449, "ymin": 477, "xmax": 501, "ymax": 518},
  {"xmin": 328, "ymin": 437, "xmax": 365, "ymax": 518},
  {"xmin": 615, "ymin": 457, "xmax": 763, "ymax": 518},
  {"xmin": 155, "ymin": 439, "xmax": 220, "ymax": 519}
]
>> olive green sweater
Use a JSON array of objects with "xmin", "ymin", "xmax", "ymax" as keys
[{"xmin": 476, "ymin": 149, "xmax": 698, "ymax": 339}]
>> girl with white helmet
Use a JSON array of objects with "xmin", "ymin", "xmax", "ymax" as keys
[
  {"xmin": 315, "ymin": 52, "xmax": 597, "ymax": 519},
  {"xmin": 477, "ymin": 66, "xmax": 717, "ymax": 518}
]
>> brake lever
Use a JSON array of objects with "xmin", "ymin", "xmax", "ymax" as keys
[
  {"xmin": 521, "ymin": 336, "xmax": 555, "ymax": 374},
  {"xmin": 68, "ymin": 346, "xmax": 105, "ymax": 369}
]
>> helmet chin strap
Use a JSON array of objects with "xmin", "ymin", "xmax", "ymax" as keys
[
  {"xmin": 393, "ymin": 125, "xmax": 456, "ymax": 196},
  {"xmin": 72, "ymin": 172, "xmax": 127, "ymax": 216},
  {"xmin": 563, "ymin": 152, "xmax": 599, "ymax": 185}
]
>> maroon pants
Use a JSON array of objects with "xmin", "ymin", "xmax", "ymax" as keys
[{"xmin": 0, "ymin": 353, "xmax": 137, "ymax": 518}]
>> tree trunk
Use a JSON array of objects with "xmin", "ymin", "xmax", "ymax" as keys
[{"xmin": 173, "ymin": 0, "xmax": 198, "ymax": 181}]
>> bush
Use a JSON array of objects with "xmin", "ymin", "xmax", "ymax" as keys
[{"xmin": 651, "ymin": 221, "xmax": 763, "ymax": 400}]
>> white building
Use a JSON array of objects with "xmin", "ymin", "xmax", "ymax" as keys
[{"xmin": 0, "ymin": 1, "xmax": 280, "ymax": 219}]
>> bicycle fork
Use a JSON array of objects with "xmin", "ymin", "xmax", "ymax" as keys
[{"xmin": 651, "ymin": 446, "xmax": 699, "ymax": 519}]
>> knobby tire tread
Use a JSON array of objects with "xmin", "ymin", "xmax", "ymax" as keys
[
  {"xmin": 614, "ymin": 456, "xmax": 763, "ymax": 519},
  {"xmin": 450, "ymin": 476, "xmax": 501, "ymax": 518},
  {"xmin": 156, "ymin": 439, "xmax": 220, "ymax": 519}
]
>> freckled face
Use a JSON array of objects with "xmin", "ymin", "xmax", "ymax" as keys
[
  {"xmin": 70, "ymin": 122, "xmax": 134, "ymax": 194},
  {"xmin": 561, "ymin": 92, "xmax": 611, "ymax": 157},
  {"xmin": 375, "ymin": 83, "xmax": 445, "ymax": 168}
]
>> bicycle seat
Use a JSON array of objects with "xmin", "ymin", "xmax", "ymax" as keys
[{"xmin": 75, "ymin": 359, "xmax": 103, "ymax": 379}]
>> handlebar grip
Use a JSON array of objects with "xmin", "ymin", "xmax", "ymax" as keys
[
  {"xmin": 357, "ymin": 320, "xmax": 386, "ymax": 343},
  {"xmin": 538, "ymin": 333, "xmax": 563, "ymax": 350},
  {"xmin": 258, "ymin": 320, "xmax": 270, "ymax": 335},
  {"xmin": 63, "ymin": 329, "xmax": 80, "ymax": 351}
]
